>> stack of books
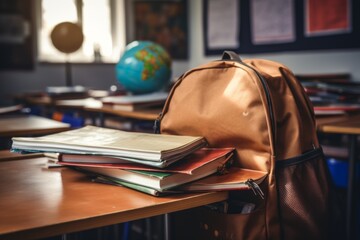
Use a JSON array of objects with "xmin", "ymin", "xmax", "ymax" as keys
[
  {"xmin": 0, "ymin": 104, "xmax": 23, "ymax": 115},
  {"xmin": 100, "ymin": 91, "xmax": 168, "ymax": 111},
  {"xmin": 46, "ymin": 85, "xmax": 89, "ymax": 100},
  {"xmin": 11, "ymin": 126, "xmax": 266, "ymax": 196},
  {"xmin": 298, "ymin": 75, "xmax": 360, "ymax": 115}
]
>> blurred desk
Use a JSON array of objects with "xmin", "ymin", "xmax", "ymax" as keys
[
  {"xmin": 317, "ymin": 114, "xmax": 360, "ymax": 240},
  {"xmin": 0, "ymin": 157, "xmax": 228, "ymax": 240},
  {"xmin": 0, "ymin": 115, "xmax": 70, "ymax": 137},
  {"xmin": 15, "ymin": 92, "xmax": 160, "ymax": 129},
  {"xmin": 15, "ymin": 89, "xmax": 109, "ymax": 106},
  {"xmin": 85, "ymin": 104, "xmax": 160, "ymax": 127},
  {"xmin": 48, "ymin": 98, "xmax": 160, "ymax": 128},
  {"xmin": 315, "ymin": 114, "xmax": 356, "ymax": 127},
  {"xmin": 0, "ymin": 149, "xmax": 43, "ymax": 161},
  {"xmin": 14, "ymin": 90, "xmax": 108, "ymax": 116},
  {"xmin": 0, "ymin": 104, "xmax": 23, "ymax": 114}
]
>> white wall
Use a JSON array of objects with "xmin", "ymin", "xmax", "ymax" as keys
[{"xmin": 1, "ymin": 0, "xmax": 360, "ymax": 105}]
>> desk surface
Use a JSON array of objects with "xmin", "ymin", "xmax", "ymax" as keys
[
  {"xmin": 17, "ymin": 93, "xmax": 161, "ymax": 121},
  {"xmin": 0, "ymin": 158, "xmax": 228, "ymax": 240},
  {"xmin": 316, "ymin": 113, "xmax": 360, "ymax": 240},
  {"xmin": 15, "ymin": 90, "xmax": 109, "ymax": 106},
  {"xmin": 0, "ymin": 150, "xmax": 44, "ymax": 161},
  {"xmin": 316, "ymin": 114, "xmax": 360, "ymax": 134},
  {"xmin": 85, "ymin": 105, "xmax": 161, "ymax": 121},
  {"xmin": 0, "ymin": 115, "xmax": 70, "ymax": 137}
]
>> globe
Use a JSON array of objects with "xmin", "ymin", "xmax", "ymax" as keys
[
  {"xmin": 115, "ymin": 41, "xmax": 172, "ymax": 94},
  {"xmin": 51, "ymin": 22, "xmax": 84, "ymax": 54}
]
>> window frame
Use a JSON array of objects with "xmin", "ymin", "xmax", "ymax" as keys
[{"xmin": 35, "ymin": 0, "xmax": 126, "ymax": 64}]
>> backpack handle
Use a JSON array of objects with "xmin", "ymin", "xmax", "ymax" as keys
[{"xmin": 221, "ymin": 51, "xmax": 242, "ymax": 62}]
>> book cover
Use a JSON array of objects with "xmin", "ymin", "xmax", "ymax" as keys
[
  {"xmin": 101, "ymin": 91, "xmax": 168, "ymax": 105},
  {"xmin": 302, "ymin": 82, "xmax": 360, "ymax": 95},
  {"xmin": 175, "ymin": 167, "xmax": 267, "ymax": 192},
  {"xmin": 91, "ymin": 175, "xmax": 166, "ymax": 196},
  {"xmin": 46, "ymin": 85, "xmax": 89, "ymax": 100},
  {"xmin": 314, "ymin": 104, "xmax": 360, "ymax": 112},
  {"xmin": 46, "ymin": 85, "xmax": 88, "ymax": 95},
  {"xmin": 11, "ymin": 125, "xmax": 207, "ymax": 162},
  {"xmin": 314, "ymin": 104, "xmax": 360, "ymax": 115},
  {"xmin": 58, "ymin": 148, "xmax": 234, "ymax": 172},
  {"xmin": 109, "ymin": 102, "xmax": 164, "ymax": 112},
  {"xmin": 101, "ymin": 92, "xmax": 167, "ymax": 111},
  {"xmin": 74, "ymin": 149, "xmax": 233, "ymax": 191},
  {"xmin": 58, "ymin": 154, "xmax": 179, "ymax": 168},
  {"xmin": 0, "ymin": 104, "xmax": 23, "ymax": 115}
]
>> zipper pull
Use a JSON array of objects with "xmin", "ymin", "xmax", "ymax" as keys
[
  {"xmin": 153, "ymin": 112, "xmax": 162, "ymax": 134},
  {"xmin": 245, "ymin": 179, "xmax": 265, "ymax": 199}
]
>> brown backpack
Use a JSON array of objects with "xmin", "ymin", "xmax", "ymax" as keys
[{"xmin": 155, "ymin": 51, "xmax": 339, "ymax": 240}]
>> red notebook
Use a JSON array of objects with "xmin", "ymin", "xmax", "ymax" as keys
[
  {"xmin": 58, "ymin": 148, "xmax": 234, "ymax": 175},
  {"xmin": 314, "ymin": 104, "xmax": 360, "ymax": 115}
]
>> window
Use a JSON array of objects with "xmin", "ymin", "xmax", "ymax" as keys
[{"xmin": 37, "ymin": 0, "xmax": 126, "ymax": 63}]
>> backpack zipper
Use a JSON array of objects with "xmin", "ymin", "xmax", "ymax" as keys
[
  {"xmin": 245, "ymin": 179, "xmax": 265, "ymax": 199},
  {"xmin": 215, "ymin": 59, "xmax": 276, "ymax": 155},
  {"xmin": 238, "ymin": 62, "xmax": 276, "ymax": 156}
]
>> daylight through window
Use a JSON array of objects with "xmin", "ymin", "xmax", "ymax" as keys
[{"xmin": 38, "ymin": 0, "xmax": 125, "ymax": 63}]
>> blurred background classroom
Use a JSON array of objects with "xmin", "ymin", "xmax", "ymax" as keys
[
  {"xmin": 0, "ymin": 0, "xmax": 359, "ymax": 106},
  {"xmin": 1, "ymin": 0, "xmax": 360, "ymax": 239}
]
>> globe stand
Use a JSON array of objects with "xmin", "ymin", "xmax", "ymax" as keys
[
  {"xmin": 50, "ymin": 22, "xmax": 83, "ymax": 87},
  {"xmin": 65, "ymin": 56, "xmax": 73, "ymax": 87}
]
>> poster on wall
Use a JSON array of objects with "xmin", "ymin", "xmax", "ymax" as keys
[
  {"xmin": 206, "ymin": 0, "xmax": 239, "ymax": 50},
  {"xmin": 250, "ymin": 0, "xmax": 295, "ymax": 45},
  {"xmin": 305, "ymin": 0, "xmax": 351, "ymax": 36},
  {"xmin": 132, "ymin": 0, "xmax": 188, "ymax": 60},
  {"xmin": 203, "ymin": 0, "xmax": 359, "ymax": 55}
]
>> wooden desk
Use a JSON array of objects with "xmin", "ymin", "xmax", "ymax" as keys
[
  {"xmin": 0, "ymin": 149, "xmax": 43, "ymax": 161},
  {"xmin": 16, "ymin": 93, "xmax": 160, "ymax": 127},
  {"xmin": 15, "ymin": 90, "xmax": 109, "ymax": 107},
  {"xmin": 0, "ymin": 115, "xmax": 70, "ymax": 137},
  {"xmin": 85, "ymin": 105, "xmax": 161, "ymax": 127},
  {"xmin": 23, "ymin": 97, "xmax": 160, "ymax": 123},
  {"xmin": 317, "ymin": 114, "xmax": 360, "ymax": 240},
  {"xmin": 0, "ymin": 104, "xmax": 23, "ymax": 114},
  {"xmin": 0, "ymin": 158, "xmax": 228, "ymax": 240},
  {"xmin": 48, "ymin": 98, "xmax": 160, "ymax": 129}
]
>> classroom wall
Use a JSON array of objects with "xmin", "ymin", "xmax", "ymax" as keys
[
  {"xmin": 188, "ymin": 1, "xmax": 360, "ymax": 79},
  {"xmin": 1, "ymin": 0, "xmax": 360, "ymax": 105}
]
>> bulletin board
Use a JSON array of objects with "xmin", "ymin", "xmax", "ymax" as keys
[{"xmin": 203, "ymin": 0, "xmax": 360, "ymax": 55}]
